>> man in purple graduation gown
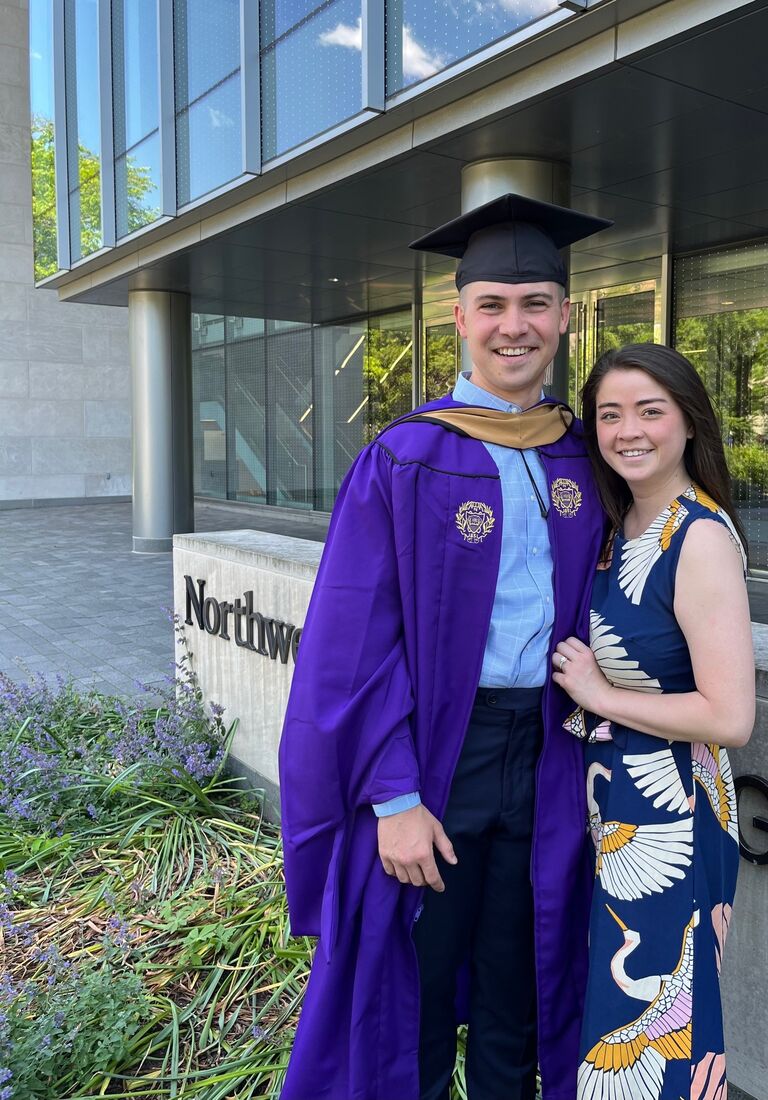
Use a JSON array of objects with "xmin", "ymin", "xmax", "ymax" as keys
[{"xmin": 279, "ymin": 194, "xmax": 611, "ymax": 1100}]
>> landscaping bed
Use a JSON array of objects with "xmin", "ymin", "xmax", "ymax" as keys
[
  {"xmin": 0, "ymin": 653, "xmax": 309, "ymax": 1099},
  {"xmin": 0, "ymin": 646, "xmax": 488, "ymax": 1099}
]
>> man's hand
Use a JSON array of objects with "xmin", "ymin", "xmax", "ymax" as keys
[{"xmin": 377, "ymin": 804, "xmax": 457, "ymax": 892}]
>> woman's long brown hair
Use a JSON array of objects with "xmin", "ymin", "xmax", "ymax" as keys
[{"xmin": 581, "ymin": 343, "xmax": 748, "ymax": 554}]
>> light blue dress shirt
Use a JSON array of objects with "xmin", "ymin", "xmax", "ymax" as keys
[{"xmin": 374, "ymin": 373, "xmax": 554, "ymax": 817}]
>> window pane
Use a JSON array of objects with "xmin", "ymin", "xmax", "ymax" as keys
[
  {"xmin": 113, "ymin": 0, "xmax": 161, "ymax": 237},
  {"xmin": 268, "ymin": 326, "xmax": 314, "ymax": 508},
  {"xmin": 30, "ymin": 0, "xmax": 58, "ymax": 280},
  {"xmin": 386, "ymin": 0, "xmax": 560, "ymax": 95},
  {"xmin": 425, "ymin": 322, "xmax": 458, "ymax": 401},
  {"xmin": 178, "ymin": 75, "xmax": 241, "ymax": 204},
  {"xmin": 64, "ymin": 0, "xmax": 102, "ymax": 261},
  {"xmin": 192, "ymin": 315, "xmax": 227, "ymax": 499},
  {"xmin": 114, "ymin": 132, "xmax": 161, "ymax": 238},
  {"xmin": 226, "ymin": 320, "xmax": 268, "ymax": 505},
  {"xmin": 364, "ymin": 312, "xmax": 413, "ymax": 443},
  {"xmin": 313, "ymin": 321, "xmax": 367, "ymax": 509},
  {"xmin": 261, "ymin": 0, "xmax": 362, "ymax": 161},
  {"xmin": 595, "ymin": 290, "xmax": 656, "ymax": 356},
  {"xmin": 174, "ymin": 0, "xmax": 241, "ymax": 205},
  {"xmin": 674, "ymin": 243, "xmax": 768, "ymax": 570}
]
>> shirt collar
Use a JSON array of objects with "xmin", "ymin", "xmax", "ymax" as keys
[{"xmin": 453, "ymin": 371, "xmax": 545, "ymax": 414}]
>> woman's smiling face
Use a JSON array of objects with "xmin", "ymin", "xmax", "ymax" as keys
[{"xmin": 595, "ymin": 367, "xmax": 693, "ymax": 492}]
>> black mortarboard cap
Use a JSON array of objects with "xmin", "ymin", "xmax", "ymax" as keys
[{"xmin": 410, "ymin": 192, "xmax": 612, "ymax": 290}]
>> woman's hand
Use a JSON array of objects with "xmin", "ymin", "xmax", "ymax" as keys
[{"xmin": 552, "ymin": 636, "xmax": 613, "ymax": 715}]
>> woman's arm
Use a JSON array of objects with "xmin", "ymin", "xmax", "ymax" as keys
[{"xmin": 552, "ymin": 519, "xmax": 755, "ymax": 748}]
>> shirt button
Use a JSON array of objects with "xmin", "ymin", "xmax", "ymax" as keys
[
  {"xmin": 532, "ymin": 548, "xmax": 538, "ymax": 555},
  {"xmin": 530, "ymin": 495, "xmax": 536, "ymax": 502}
]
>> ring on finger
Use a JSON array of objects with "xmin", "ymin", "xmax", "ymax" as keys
[{"xmin": 558, "ymin": 654, "xmax": 568, "ymax": 673}]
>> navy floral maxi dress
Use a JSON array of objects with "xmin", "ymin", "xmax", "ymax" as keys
[{"xmin": 567, "ymin": 486, "xmax": 745, "ymax": 1100}]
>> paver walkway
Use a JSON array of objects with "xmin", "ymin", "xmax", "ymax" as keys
[
  {"xmin": 0, "ymin": 499, "xmax": 765, "ymax": 696},
  {"xmin": 0, "ymin": 500, "xmax": 327, "ymax": 696}
]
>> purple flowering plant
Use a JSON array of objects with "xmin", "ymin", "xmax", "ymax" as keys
[
  {"xmin": 0, "ymin": 937, "xmax": 150, "ymax": 1100},
  {"xmin": 0, "ymin": 622, "xmax": 310, "ymax": 1098},
  {"xmin": 0, "ymin": 634, "xmax": 231, "ymax": 837}
]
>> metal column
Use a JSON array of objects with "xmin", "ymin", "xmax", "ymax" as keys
[
  {"xmin": 460, "ymin": 159, "xmax": 572, "ymax": 398},
  {"xmin": 129, "ymin": 290, "xmax": 194, "ymax": 553}
]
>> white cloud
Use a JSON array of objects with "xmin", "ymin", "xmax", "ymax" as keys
[
  {"xmin": 402, "ymin": 25, "xmax": 446, "ymax": 80},
  {"xmin": 495, "ymin": 0, "xmax": 559, "ymax": 15},
  {"xmin": 317, "ymin": 18, "xmax": 444, "ymax": 82},
  {"xmin": 318, "ymin": 17, "xmax": 362, "ymax": 50},
  {"xmin": 30, "ymin": 50, "xmax": 42, "ymax": 61},
  {"xmin": 207, "ymin": 106, "xmax": 235, "ymax": 129}
]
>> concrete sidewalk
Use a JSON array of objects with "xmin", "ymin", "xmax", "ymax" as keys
[
  {"xmin": 0, "ymin": 498, "xmax": 765, "ymax": 696},
  {"xmin": 0, "ymin": 500, "xmax": 327, "ymax": 697}
]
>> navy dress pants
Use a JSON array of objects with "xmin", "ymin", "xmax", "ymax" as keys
[{"xmin": 413, "ymin": 687, "xmax": 543, "ymax": 1100}]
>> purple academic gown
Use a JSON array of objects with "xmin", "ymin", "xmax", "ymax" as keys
[{"xmin": 279, "ymin": 395, "xmax": 605, "ymax": 1100}]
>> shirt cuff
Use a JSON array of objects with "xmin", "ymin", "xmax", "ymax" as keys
[{"xmin": 372, "ymin": 792, "xmax": 422, "ymax": 817}]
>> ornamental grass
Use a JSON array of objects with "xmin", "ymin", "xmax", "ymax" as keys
[
  {"xmin": 0, "ymin": 648, "xmax": 310, "ymax": 1100},
  {"xmin": 0, "ymin": 647, "xmax": 499, "ymax": 1099}
]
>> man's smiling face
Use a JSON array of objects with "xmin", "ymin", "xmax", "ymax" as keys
[{"xmin": 454, "ymin": 280, "xmax": 570, "ymax": 408}]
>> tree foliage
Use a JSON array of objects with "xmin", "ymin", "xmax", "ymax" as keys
[
  {"xmin": 30, "ymin": 116, "xmax": 58, "ymax": 281},
  {"xmin": 30, "ymin": 114, "xmax": 160, "ymax": 282}
]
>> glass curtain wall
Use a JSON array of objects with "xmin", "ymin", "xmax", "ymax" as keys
[
  {"xmin": 364, "ymin": 312, "xmax": 413, "ymax": 439},
  {"xmin": 112, "ymin": 0, "xmax": 161, "ymax": 238},
  {"xmin": 385, "ymin": 0, "xmax": 559, "ymax": 95},
  {"xmin": 225, "ymin": 318, "xmax": 268, "ymax": 504},
  {"xmin": 422, "ymin": 267, "xmax": 461, "ymax": 401},
  {"xmin": 568, "ymin": 278, "xmax": 662, "ymax": 411},
  {"xmin": 425, "ymin": 323, "xmax": 459, "ymax": 400},
  {"xmin": 64, "ymin": 0, "xmax": 102, "ymax": 261},
  {"xmin": 674, "ymin": 243, "xmax": 768, "ymax": 570},
  {"xmin": 192, "ymin": 310, "xmax": 414, "ymax": 512},
  {"xmin": 268, "ymin": 322, "xmax": 314, "ymax": 508},
  {"xmin": 29, "ymin": 0, "xmax": 58, "ymax": 281},
  {"xmin": 260, "ymin": 0, "xmax": 364, "ymax": 161},
  {"xmin": 174, "ymin": 0, "xmax": 242, "ymax": 205},
  {"xmin": 191, "ymin": 315, "xmax": 227, "ymax": 499}
]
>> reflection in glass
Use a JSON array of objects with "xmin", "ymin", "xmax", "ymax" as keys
[
  {"xmin": 315, "ymin": 322, "xmax": 368, "ymax": 508},
  {"xmin": 227, "ymin": 322, "xmax": 267, "ymax": 504},
  {"xmin": 596, "ymin": 291, "xmax": 655, "ymax": 356},
  {"xmin": 191, "ymin": 311, "xmax": 414, "ymax": 512},
  {"xmin": 113, "ymin": 0, "xmax": 161, "ymax": 237},
  {"xmin": 425, "ymin": 323, "xmax": 458, "ymax": 401},
  {"xmin": 261, "ymin": 0, "xmax": 362, "ymax": 161},
  {"xmin": 675, "ymin": 244, "xmax": 768, "ymax": 570},
  {"xmin": 386, "ymin": 0, "xmax": 560, "ymax": 94},
  {"xmin": 268, "ymin": 325, "xmax": 314, "ymax": 508},
  {"xmin": 174, "ymin": 0, "xmax": 241, "ymax": 206},
  {"xmin": 364, "ymin": 312, "xmax": 413, "ymax": 443},
  {"xmin": 64, "ymin": 0, "xmax": 102, "ymax": 261},
  {"xmin": 568, "ymin": 279, "xmax": 661, "ymax": 412},
  {"xmin": 30, "ymin": 0, "xmax": 58, "ymax": 280},
  {"xmin": 192, "ymin": 315, "xmax": 227, "ymax": 500}
]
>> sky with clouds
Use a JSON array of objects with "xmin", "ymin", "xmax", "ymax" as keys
[{"xmin": 318, "ymin": 0, "xmax": 559, "ymax": 88}]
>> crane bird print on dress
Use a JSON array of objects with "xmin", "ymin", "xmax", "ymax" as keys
[
  {"xmin": 691, "ymin": 743, "xmax": 739, "ymax": 843},
  {"xmin": 617, "ymin": 499, "xmax": 688, "ymax": 606},
  {"xmin": 624, "ymin": 750, "xmax": 693, "ymax": 816},
  {"xmin": 578, "ymin": 908, "xmax": 699, "ymax": 1100},
  {"xmin": 616, "ymin": 485, "xmax": 746, "ymax": 607},
  {"xmin": 589, "ymin": 612, "xmax": 663, "ymax": 693},
  {"xmin": 587, "ymin": 763, "xmax": 694, "ymax": 901}
]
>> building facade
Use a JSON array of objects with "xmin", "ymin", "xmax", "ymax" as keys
[
  {"xmin": 22, "ymin": 0, "xmax": 768, "ymax": 563},
  {"xmin": 0, "ymin": 0, "xmax": 130, "ymax": 506}
]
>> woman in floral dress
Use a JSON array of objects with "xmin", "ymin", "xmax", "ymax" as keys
[{"xmin": 552, "ymin": 344, "xmax": 755, "ymax": 1100}]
